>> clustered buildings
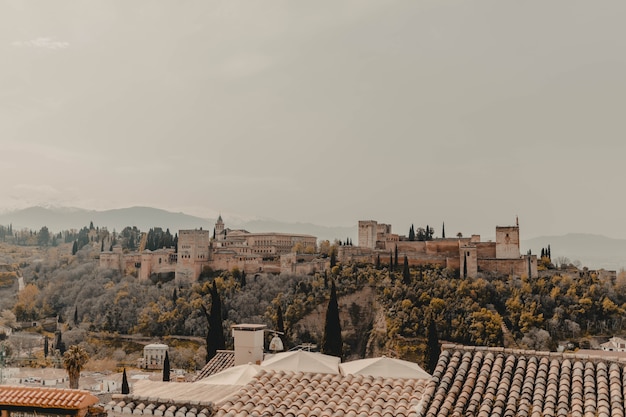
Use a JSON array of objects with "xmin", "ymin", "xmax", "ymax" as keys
[{"xmin": 99, "ymin": 216, "xmax": 538, "ymax": 282}]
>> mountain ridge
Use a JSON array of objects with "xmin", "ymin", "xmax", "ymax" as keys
[{"xmin": 0, "ymin": 206, "xmax": 355, "ymax": 243}]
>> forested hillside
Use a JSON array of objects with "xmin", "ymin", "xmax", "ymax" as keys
[{"xmin": 1, "ymin": 236, "xmax": 625, "ymax": 372}]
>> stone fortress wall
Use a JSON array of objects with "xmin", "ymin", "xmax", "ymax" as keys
[
  {"xmin": 343, "ymin": 218, "xmax": 538, "ymax": 279},
  {"xmin": 99, "ymin": 215, "xmax": 540, "ymax": 283}
]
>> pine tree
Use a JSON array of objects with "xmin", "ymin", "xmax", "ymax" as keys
[
  {"xmin": 402, "ymin": 255, "xmax": 411, "ymax": 285},
  {"xmin": 321, "ymin": 281, "xmax": 342, "ymax": 358},
  {"xmin": 121, "ymin": 368, "xmax": 130, "ymax": 394},
  {"xmin": 162, "ymin": 351, "xmax": 170, "ymax": 382},
  {"xmin": 425, "ymin": 315, "xmax": 441, "ymax": 374}
]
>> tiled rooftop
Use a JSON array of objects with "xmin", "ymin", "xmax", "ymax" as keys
[
  {"xmin": 194, "ymin": 350, "xmax": 235, "ymax": 381},
  {"xmin": 107, "ymin": 345, "xmax": 626, "ymax": 417},
  {"xmin": 0, "ymin": 386, "xmax": 99, "ymax": 409},
  {"xmin": 417, "ymin": 344, "xmax": 626, "ymax": 417},
  {"xmin": 213, "ymin": 369, "xmax": 428, "ymax": 417}
]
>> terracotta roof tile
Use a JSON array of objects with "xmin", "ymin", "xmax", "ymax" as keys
[
  {"xmin": 417, "ymin": 345, "xmax": 626, "ymax": 417},
  {"xmin": 0, "ymin": 386, "xmax": 99, "ymax": 410}
]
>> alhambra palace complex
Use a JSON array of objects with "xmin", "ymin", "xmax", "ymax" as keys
[{"xmin": 99, "ymin": 216, "xmax": 538, "ymax": 281}]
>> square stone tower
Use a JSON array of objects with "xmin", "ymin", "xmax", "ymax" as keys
[{"xmin": 495, "ymin": 226, "xmax": 520, "ymax": 259}]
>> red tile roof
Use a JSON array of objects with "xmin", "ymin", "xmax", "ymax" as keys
[
  {"xmin": 213, "ymin": 369, "xmax": 428, "ymax": 417},
  {"xmin": 0, "ymin": 386, "xmax": 99, "ymax": 410}
]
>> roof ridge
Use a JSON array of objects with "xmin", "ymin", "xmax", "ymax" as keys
[{"xmin": 440, "ymin": 343, "xmax": 626, "ymax": 365}]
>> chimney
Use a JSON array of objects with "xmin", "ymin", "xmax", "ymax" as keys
[{"xmin": 231, "ymin": 324, "xmax": 267, "ymax": 366}]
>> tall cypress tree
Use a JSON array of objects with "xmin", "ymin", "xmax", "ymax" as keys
[
  {"xmin": 330, "ymin": 250, "xmax": 337, "ymax": 269},
  {"xmin": 442, "ymin": 222, "xmax": 446, "ymax": 239},
  {"xmin": 203, "ymin": 281, "xmax": 225, "ymax": 363},
  {"xmin": 321, "ymin": 281, "xmax": 342, "ymax": 358},
  {"xmin": 276, "ymin": 304, "xmax": 285, "ymax": 335},
  {"xmin": 408, "ymin": 224, "xmax": 415, "ymax": 241},
  {"xmin": 402, "ymin": 255, "xmax": 411, "ymax": 285},
  {"xmin": 162, "ymin": 351, "xmax": 170, "ymax": 382},
  {"xmin": 425, "ymin": 315, "xmax": 441, "ymax": 374},
  {"xmin": 44, "ymin": 336, "xmax": 49, "ymax": 358},
  {"xmin": 121, "ymin": 368, "xmax": 130, "ymax": 394}
]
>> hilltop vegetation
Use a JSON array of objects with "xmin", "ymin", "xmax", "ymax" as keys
[{"xmin": 1, "ymin": 232, "xmax": 625, "ymax": 371}]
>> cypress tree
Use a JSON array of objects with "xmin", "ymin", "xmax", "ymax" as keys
[
  {"xmin": 121, "ymin": 368, "xmax": 130, "ymax": 394},
  {"xmin": 72, "ymin": 240, "xmax": 78, "ymax": 255},
  {"xmin": 162, "ymin": 351, "xmax": 170, "ymax": 382},
  {"xmin": 330, "ymin": 250, "xmax": 337, "ymax": 269},
  {"xmin": 402, "ymin": 255, "xmax": 411, "ymax": 285},
  {"xmin": 442, "ymin": 222, "xmax": 446, "ymax": 239},
  {"xmin": 44, "ymin": 336, "xmax": 49, "ymax": 358},
  {"xmin": 409, "ymin": 224, "xmax": 415, "ymax": 241},
  {"xmin": 389, "ymin": 252, "xmax": 393, "ymax": 272},
  {"xmin": 425, "ymin": 315, "xmax": 441, "ymax": 374},
  {"xmin": 276, "ymin": 304, "xmax": 285, "ymax": 335},
  {"xmin": 203, "ymin": 281, "xmax": 225, "ymax": 363},
  {"xmin": 321, "ymin": 281, "xmax": 342, "ymax": 358},
  {"xmin": 376, "ymin": 254, "xmax": 380, "ymax": 269},
  {"xmin": 74, "ymin": 306, "xmax": 78, "ymax": 325}
]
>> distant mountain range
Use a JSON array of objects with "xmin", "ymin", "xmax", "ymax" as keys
[
  {"xmin": 0, "ymin": 206, "xmax": 356, "ymax": 243},
  {"xmin": 0, "ymin": 206, "xmax": 624, "ymax": 271}
]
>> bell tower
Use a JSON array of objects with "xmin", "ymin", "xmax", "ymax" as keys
[{"xmin": 215, "ymin": 214, "xmax": 225, "ymax": 241}]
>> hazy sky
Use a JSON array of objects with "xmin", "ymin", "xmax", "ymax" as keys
[{"xmin": 2, "ymin": 1, "xmax": 625, "ymax": 239}]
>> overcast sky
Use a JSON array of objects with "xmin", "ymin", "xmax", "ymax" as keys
[{"xmin": 2, "ymin": 1, "xmax": 625, "ymax": 239}]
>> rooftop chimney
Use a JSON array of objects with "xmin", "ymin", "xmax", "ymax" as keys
[{"xmin": 231, "ymin": 324, "xmax": 267, "ymax": 366}]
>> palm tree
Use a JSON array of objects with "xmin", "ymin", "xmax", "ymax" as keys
[{"xmin": 63, "ymin": 345, "xmax": 89, "ymax": 389}]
